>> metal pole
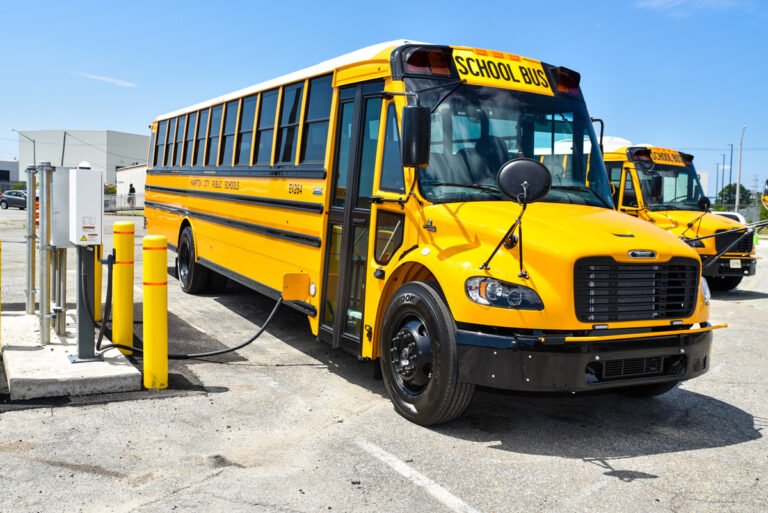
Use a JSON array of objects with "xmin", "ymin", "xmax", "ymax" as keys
[
  {"xmin": 25, "ymin": 166, "xmax": 37, "ymax": 314},
  {"xmin": 728, "ymin": 143, "xmax": 734, "ymax": 205},
  {"xmin": 715, "ymin": 163, "xmax": 720, "ymax": 204},
  {"xmin": 38, "ymin": 162, "xmax": 53, "ymax": 344},
  {"xmin": 735, "ymin": 125, "xmax": 747, "ymax": 213},
  {"xmin": 721, "ymin": 154, "xmax": 726, "ymax": 206},
  {"xmin": 61, "ymin": 131, "xmax": 67, "ymax": 167},
  {"xmin": 54, "ymin": 248, "xmax": 67, "ymax": 335}
]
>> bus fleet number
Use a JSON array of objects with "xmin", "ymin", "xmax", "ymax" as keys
[{"xmin": 288, "ymin": 183, "xmax": 303, "ymax": 195}]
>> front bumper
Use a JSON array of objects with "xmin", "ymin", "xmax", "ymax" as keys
[
  {"xmin": 702, "ymin": 255, "xmax": 756, "ymax": 278},
  {"xmin": 456, "ymin": 327, "xmax": 714, "ymax": 392}
]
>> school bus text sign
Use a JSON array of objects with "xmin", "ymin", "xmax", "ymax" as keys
[{"xmin": 452, "ymin": 49, "xmax": 554, "ymax": 96}]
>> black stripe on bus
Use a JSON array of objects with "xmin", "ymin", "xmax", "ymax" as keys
[
  {"xmin": 144, "ymin": 201, "xmax": 322, "ymax": 248},
  {"xmin": 145, "ymin": 185, "xmax": 324, "ymax": 214},
  {"xmin": 147, "ymin": 165, "xmax": 326, "ymax": 180},
  {"xmin": 198, "ymin": 257, "xmax": 317, "ymax": 317}
]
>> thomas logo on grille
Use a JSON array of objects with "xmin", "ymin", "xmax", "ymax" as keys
[{"xmin": 628, "ymin": 250, "xmax": 656, "ymax": 259}]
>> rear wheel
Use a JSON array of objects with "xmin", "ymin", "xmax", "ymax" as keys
[
  {"xmin": 177, "ymin": 226, "xmax": 209, "ymax": 294},
  {"xmin": 619, "ymin": 381, "xmax": 679, "ymax": 398},
  {"xmin": 708, "ymin": 275, "xmax": 742, "ymax": 292},
  {"xmin": 380, "ymin": 281, "xmax": 475, "ymax": 426}
]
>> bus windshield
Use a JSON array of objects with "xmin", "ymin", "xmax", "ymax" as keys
[
  {"xmin": 635, "ymin": 161, "xmax": 706, "ymax": 211},
  {"xmin": 407, "ymin": 80, "xmax": 613, "ymax": 208}
]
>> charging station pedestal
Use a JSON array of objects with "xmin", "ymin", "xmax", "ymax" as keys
[{"xmin": 68, "ymin": 164, "xmax": 104, "ymax": 363}]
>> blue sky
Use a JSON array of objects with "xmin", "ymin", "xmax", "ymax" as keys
[{"xmin": 1, "ymin": 0, "xmax": 766, "ymax": 196}]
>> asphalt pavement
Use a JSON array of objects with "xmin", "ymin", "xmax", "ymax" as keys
[{"xmin": 1, "ymin": 207, "xmax": 766, "ymax": 513}]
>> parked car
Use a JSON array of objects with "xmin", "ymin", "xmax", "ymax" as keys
[
  {"xmin": 716, "ymin": 211, "xmax": 747, "ymax": 224},
  {"xmin": 0, "ymin": 190, "xmax": 27, "ymax": 210}
]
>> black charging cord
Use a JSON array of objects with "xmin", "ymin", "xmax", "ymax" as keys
[{"xmin": 87, "ymin": 253, "xmax": 283, "ymax": 360}]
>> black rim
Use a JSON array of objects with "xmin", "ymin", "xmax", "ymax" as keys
[
  {"xmin": 389, "ymin": 315, "xmax": 434, "ymax": 394},
  {"xmin": 179, "ymin": 239, "xmax": 190, "ymax": 284}
]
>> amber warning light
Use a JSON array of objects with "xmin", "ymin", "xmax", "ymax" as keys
[{"xmin": 405, "ymin": 49, "xmax": 452, "ymax": 76}]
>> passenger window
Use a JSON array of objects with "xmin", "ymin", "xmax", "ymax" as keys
[
  {"xmin": 153, "ymin": 120, "xmax": 166, "ymax": 167},
  {"xmin": 184, "ymin": 111, "xmax": 197, "ymax": 166},
  {"xmin": 300, "ymin": 74, "xmax": 333, "ymax": 164},
  {"xmin": 174, "ymin": 115, "xmax": 186, "ymax": 166},
  {"xmin": 220, "ymin": 100, "xmax": 239, "ymax": 166},
  {"xmin": 205, "ymin": 105, "xmax": 223, "ymax": 166},
  {"xmin": 165, "ymin": 118, "xmax": 178, "ymax": 166},
  {"xmin": 194, "ymin": 109, "xmax": 209, "ymax": 166},
  {"xmin": 256, "ymin": 89, "xmax": 278, "ymax": 165},
  {"xmin": 236, "ymin": 95, "xmax": 257, "ymax": 165},
  {"xmin": 379, "ymin": 103, "xmax": 405, "ymax": 192},
  {"xmin": 374, "ymin": 211, "xmax": 404, "ymax": 265},
  {"xmin": 356, "ymin": 96, "xmax": 382, "ymax": 209},
  {"xmin": 276, "ymin": 83, "xmax": 304, "ymax": 164}
]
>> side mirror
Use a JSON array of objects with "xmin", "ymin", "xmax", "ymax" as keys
[
  {"xmin": 697, "ymin": 196, "xmax": 711, "ymax": 212},
  {"xmin": 401, "ymin": 105, "xmax": 431, "ymax": 169},
  {"xmin": 496, "ymin": 158, "xmax": 552, "ymax": 204}
]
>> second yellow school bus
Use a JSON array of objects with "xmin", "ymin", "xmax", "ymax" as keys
[
  {"xmin": 603, "ymin": 145, "xmax": 757, "ymax": 291},
  {"xmin": 146, "ymin": 41, "xmax": 720, "ymax": 425}
]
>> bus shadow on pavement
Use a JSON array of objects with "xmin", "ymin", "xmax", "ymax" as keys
[
  {"xmin": 211, "ymin": 282, "xmax": 389, "ymax": 398},
  {"xmin": 440, "ymin": 387, "xmax": 762, "ymax": 461},
  {"xmin": 711, "ymin": 289, "xmax": 768, "ymax": 301}
]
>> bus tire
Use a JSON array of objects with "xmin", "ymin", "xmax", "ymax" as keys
[
  {"xmin": 707, "ymin": 275, "xmax": 742, "ymax": 292},
  {"xmin": 177, "ymin": 226, "xmax": 208, "ymax": 294},
  {"xmin": 380, "ymin": 281, "xmax": 475, "ymax": 426},
  {"xmin": 619, "ymin": 381, "xmax": 679, "ymax": 398}
]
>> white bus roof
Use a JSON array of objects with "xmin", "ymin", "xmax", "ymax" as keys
[{"xmin": 157, "ymin": 39, "xmax": 423, "ymax": 122}]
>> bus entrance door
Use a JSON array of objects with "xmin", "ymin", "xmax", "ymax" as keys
[{"xmin": 320, "ymin": 81, "xmax": 384, "ymax": 354}]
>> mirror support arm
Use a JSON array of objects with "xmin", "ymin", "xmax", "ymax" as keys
[{"xmin": 480, "ymin": 183, "xmax": 529, "ymax": 272}]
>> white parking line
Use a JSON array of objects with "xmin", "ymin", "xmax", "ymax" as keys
[{"xmin": 356, "ymin": 439, "xmax": 481, "ymax": 513}]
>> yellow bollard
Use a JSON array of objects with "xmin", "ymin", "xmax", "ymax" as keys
[
  {"xmin": 143, "ymin": 235, "xmax": 168, "ymax": 389},
  {"xmin": 93, "ymin": 244, "xmax": 103, "ymax": 322},
  {"xmin": 112, "ymin": 222, "xmax": 135, "ymax": 354}
]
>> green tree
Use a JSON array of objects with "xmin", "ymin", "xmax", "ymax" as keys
[{"xmin": 717, "ymin": 183, "xmax": 753, "ymax": 206}]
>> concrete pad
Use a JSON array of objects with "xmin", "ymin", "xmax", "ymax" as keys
[{"xmin": 0, "ymin": 311, "xmax": 141, "ymax": 400}]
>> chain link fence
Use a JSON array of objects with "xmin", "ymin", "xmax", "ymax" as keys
[{"xmin": 104, "ymin": 193, "xmax": 144, "ymax": 215}]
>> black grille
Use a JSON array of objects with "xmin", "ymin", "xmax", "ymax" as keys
[
  {"xmin": 587, "ymin": 355, "xmax": 685, "ymax": 382},
  {"xmin": 715, "ymin": 229, "xmax": 753, "ymax": 253},
  {"xmin": 574, "ymin": 257, "xmax": 699, "ymax": 322}
]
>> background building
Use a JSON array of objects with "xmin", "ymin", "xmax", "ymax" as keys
[
  {"xmin": 17, "ymin": 130, "xmax": 149, "ymax": 186},
  {"xmin": 0, "ymin": 159, "xmax": 20, "ymax": 187}
]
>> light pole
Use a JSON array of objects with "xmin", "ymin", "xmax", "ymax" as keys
[
  {"xmin": 11, "ymin": 129, "xmax": 36, "ymax": 166},
  {"xmin": 735, "ymin": 124, "xmax": 747, "ymax": 213},
  {"xmin": 715, "ymin": 163, "xmax": 720, "ymax": 205}
]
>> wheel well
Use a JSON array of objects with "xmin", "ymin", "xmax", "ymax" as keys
[
  {"xmin": 372, "ymin": 262, "xmax": 440, "ymax": 359},
  {"xmin": 178, "ymin": 218, "xmax": 192, "ymax": 248}
]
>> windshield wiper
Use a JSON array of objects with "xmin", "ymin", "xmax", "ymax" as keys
[
  {"xmin": 427, "ymin": 182, "xmax": 501, "ymax": 194},
  {"xmin": 550, "ymin": 185, "xmax": 611, "ymax": 208}
]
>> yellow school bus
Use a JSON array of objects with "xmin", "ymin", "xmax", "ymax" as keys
[
  {"xmin": 146, "ymin": 41, "xmax": 720, "ymax": 425},
  {"xmin": 763, "ymin": 179, "xmax": 768, "ymax": 210},
  {"xmin": 603, "ymin": 146, "xmax": 756, "ymax": 291}
]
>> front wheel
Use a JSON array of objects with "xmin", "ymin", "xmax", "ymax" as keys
[
  {"xmin": 708, "ymin": 275, "xmax": 743, "ymax": 292},
  {"xmin": 0, "ymin": 200, "xmax": 7, "ymax": 209},
  {"xmin": 379, "ymin": 281, "xmax": 474, "ymax": 426},
  {"xmin": 177, "ymin": 226, "xmax": 209, "ymax": 294}
]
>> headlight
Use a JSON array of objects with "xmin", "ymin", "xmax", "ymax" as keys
[
  {"xmin": 701, "ymin": 278, "xmax": 711, "ymax": 305},
  {"xmin": 683, "ymin": 238, "xmax": 705, "ymax": 248},
  {"xmin": 465, "ymin": 277, "xmax": 544, "ymax": 310}
]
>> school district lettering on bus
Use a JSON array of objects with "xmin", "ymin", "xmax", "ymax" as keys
[{"xmin": 145, "ymin": 41, "xmax": 720, "ymax": 426}]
